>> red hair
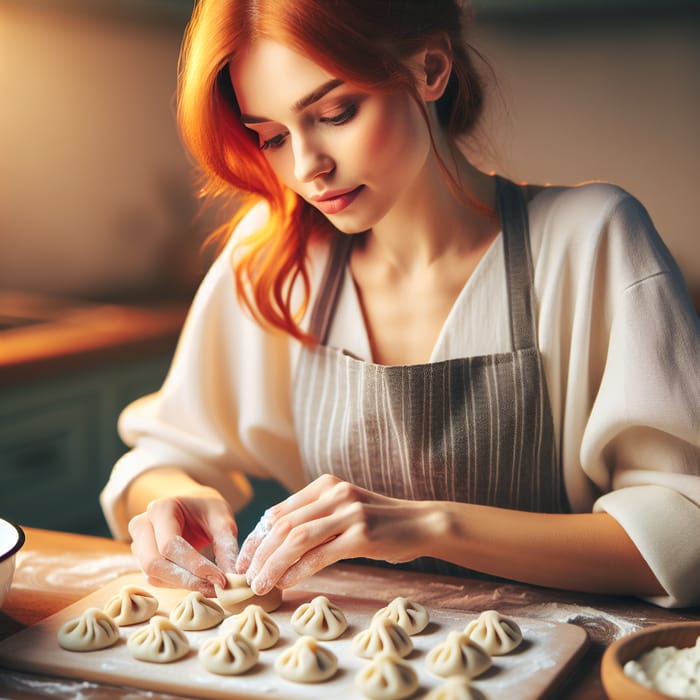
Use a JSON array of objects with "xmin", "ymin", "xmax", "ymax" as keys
[{"xmin": 177, "ymin": 0, "xmax": 486, "ymax": 342}]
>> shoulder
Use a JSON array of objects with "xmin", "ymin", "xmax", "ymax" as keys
[{"xmin": 527, "ymin": 181, "xmax": 677, "ymax": 287}]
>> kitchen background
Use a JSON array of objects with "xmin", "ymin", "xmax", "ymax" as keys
[{"xmin": 1, "ymin": 0, "xmax": 698, "ymax": 539}]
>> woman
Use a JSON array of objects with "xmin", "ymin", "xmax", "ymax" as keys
[{"xmin": 100, "ymin": 0, "xmax": 700, "ymax": 608}]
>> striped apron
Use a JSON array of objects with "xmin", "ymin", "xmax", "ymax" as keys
[{"xmin": 292, "ymin": 176, "xmax": 568, "ymax": 576}]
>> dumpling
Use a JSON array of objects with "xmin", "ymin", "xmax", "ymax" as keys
[
  {"xmin": 214, "ymin": 573, "xmax": 282, "ymax": 614},
  {"xmin": 169, "ymin": 591, "xmax": 225, "ymax": 631},
  {"xmin": 57, "ymin": 608, "xmax": 119, "ymax": 651},
  {"xmin": 372, "ymin": 596, "xmax": 429, "ymax": 636},
  {"xmin": 103, "ymin": 585, "xmax": 158, "ymax": 626},
  {"xmin": 274, "ymin": 635, "xmax": 338, "ymax": 683},
  {"xmin": 352, "ymin": 617, "xmax": 413, "ymax": 660},
  {"xmin": 355, "ymin": 652, "xmax": 419, "ymax": 700},
  {"xmin": 127, "ymin": 616, "xmax": 189, "ymax": 663},
  {"xmin": 199, "ymin": 631, "xmax": 259, "ymax": 675},
  {"xmin": 463, "ymin": 609, "xmax": 522, "ymax": 655},
  {"xmin": 291, "ymin": 595, "xmax": 348, "ymax": 640},
  {"xmin": 424, "ymin": 676, "xmax": 486, "ymax": 700},
  {"xmin": 222, "ymin": 603, "xmax": 280, "ymax": 649},
  {"xmin": 425, "ymin": 631, "xmax": 492, "ymax": 679}
]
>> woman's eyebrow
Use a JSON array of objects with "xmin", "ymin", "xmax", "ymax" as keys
[{"xmin": 240, "ymin": 78, "xmax": 345, "ymax": 124}]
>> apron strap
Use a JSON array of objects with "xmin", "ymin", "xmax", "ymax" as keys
[
  {"xmin": 308, "ymin": 231, "xmax": 353, "ymax": 343},
  {"xmin": 495, "ymin": 175, "xmax": 538, "ymax": 352}
]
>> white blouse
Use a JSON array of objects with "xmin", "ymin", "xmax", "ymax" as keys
[{"xmin": 100, "ymin": 181, "xmax": 700, "ymax": 608}]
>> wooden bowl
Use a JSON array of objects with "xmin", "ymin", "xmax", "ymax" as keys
[{"xmin": 601, "ymin": 621, "xmax": 700, "ymax": 700}]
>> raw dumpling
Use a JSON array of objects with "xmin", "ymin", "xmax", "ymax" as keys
[
  {"xmin": 291, "ymin": 595, "xmax": 348, "ymax": 641},
  {"xmin": 424, "ymin": 676, "xmax": 486, "ymax": 700},
  {"xmin": 103, "ymin": 585, "xmax": 158, "ymax": 626},
  {"xmin": 463, "ymin": 609, "xmax": 522, "ymax": 655},
  {"xmin": 57, "ymin": 608, "xmax": 119, "ymax": 651},
  {"xmin": 352, "ymin": 617, "xmax": 413, "ymax": 660},
  {"xmin": 425, "ymin": 631, "xmax": 492, "ymax": 679},
  {"xmin": 169, "ymin": 591, "xmax": 225, "ymax": 631},
  {"xmin": 355, "ymin": 652, "xmax": 419, "ymax": 700},
  {"xmin": 223, "ymin": 603, "xmax": 280, "ymax": 649},
  {"xmin": 199, "ymin": 631, "xmax": 259, "ymax": 675},
  {"xmin": 274, "ymin": 635, "xmax": 338, "ymax": 683},
  {"xmin": 127, "ymin": 616, "xmax": 189, "ymax": 663},
  {"xmin": 373, "ymin": 596, "xmax": 429, "ymax": 636},
  {"xmin": 214, "ymin": 573, "xmax": 282, "ymax": 614}
]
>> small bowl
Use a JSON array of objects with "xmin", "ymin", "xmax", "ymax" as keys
[
  {"xmin": 0, "ymin": 518, "xmax": 25, "ymax": 608},
  {"xmin": 601, "ymin": 621, "xmax": 700, "ymax": 700}
]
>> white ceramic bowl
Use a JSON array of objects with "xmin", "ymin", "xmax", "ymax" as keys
[{"xmin": 0, "ymin": 518, "xmax": 25, "ymax": 608}]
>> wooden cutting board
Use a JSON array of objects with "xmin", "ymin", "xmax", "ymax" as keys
[{"xmin": 0, "ymin": 573, "xmax": 587, "ymax": 699}]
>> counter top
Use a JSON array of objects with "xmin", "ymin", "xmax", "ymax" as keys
[
  {"xmin": 0, "ymin": 292, "xmax": 187, "ymax": 385},
  {"xmin": 1, "ymin": 528, "xmax": 698, "ymax": 699}
]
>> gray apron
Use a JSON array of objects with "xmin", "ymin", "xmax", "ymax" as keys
[{"xmin": 292, "ymin": 176, "xmax": 568, "ymax": 576}]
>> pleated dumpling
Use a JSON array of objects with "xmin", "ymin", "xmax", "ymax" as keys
[
  {"xmin": 274, "ymin": 635, "xmax": 338, "ymax": 683},
  {"xmin": 127, "ymin": 616, "xmax": 189, "ymax": 663},
  {"xmin": 223, "ymin": 603, "xmax": 280, "ymax": 649},
  {"xmin": 169, "ymin": 591, "xmax": 224, "ymax": 631},
  {"xmin": 463, "ymin": 610, "xmax": 522, "ymax": 655},
  {"xmin": 354, "ymin": 652, "xmax": 419, "ymax": 700},
  {"xmin": 103, "ymin": 585, "xmax": 158, "ymax": 626},
  {"xmin": 352, "ymin": 617, "xmax": 413, "ymax": 660},
  {"xmin": 373, "ymin": 596, "xmax": 429, "ymax": 636},
  {"xmin": 424, "ymin": 676, "xmax": 486, "ymax": 700},
  {"xmin": 291, "ymin": 595, "xmax": 348, "ymax": 640},
  {"xmin": 198, "ymin": 631, "xmax": 259, "ymax": 675},
  {"xmin": 425, "ymin": 631, "xmax": 492, "ymax": 679},
  {"xmin": 57, "ymin": 608, "xmax": 120, "ymax": 651},
  {"xmin": 214, "ymin": 573, "xmax": 282, "ymax": 614}
]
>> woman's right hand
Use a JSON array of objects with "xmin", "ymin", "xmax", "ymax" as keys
[{"xmin": 127, "ymin": 482, "xmax": 239, "ymax": 597}]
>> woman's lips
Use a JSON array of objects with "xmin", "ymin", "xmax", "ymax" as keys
[{"xmin": 311, "ymin": 186, "xmax": 364, "ymax": 215}]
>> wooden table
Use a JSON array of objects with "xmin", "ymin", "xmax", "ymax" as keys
[{"xmin": 1, "ymin": 528, "xmax": 698, "ymax": 699}]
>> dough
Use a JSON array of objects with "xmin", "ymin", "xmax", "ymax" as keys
[
  {"xmin": 223, "ymin": 603, "xmax": 280, "ymax": 649},
  {"xmin": 103, "ymin": 585, "xmax": 159, "ymax": 626},
  {"xmin": 291, "ymin": 595, "xmax": 348, "ymax": 641},
  {"xmin": 424, "ymin": 676, "xmax": 486, "ymax": 700},
  {"xmin": 127, "ymin": 616, "xmax": 189, "ymax": 663},
  {"xmin": 354, "ymin": 652, "xmax": 419, "ymax": 700},
  {"xmin": 352, "ymin": 617, "xmax": 413, "ymax": 660},
  {"xmin": 199, "ymin": 631, "xmax": 259, "ymax": 675},
  {"xmin": 425, "ymin": 630, "xmax": 492, "ymax": 679},
  {"xmin": 214, "ymin": 573, "xmax": 282, "ymax": 614},
  {"xmin": 57, "ymin": 607, "xmax": 120, "ymax": 652},
  {"xmin": 373, "ymin": 596, "xmax": 429, "ymax": 636},
  {"xmin": 463, "ymin": 609, "xmax": 522, "ymax": 656},
  {"xmin": 274, "ymin": 635, "xmax": 338, "ymax": 683},
  {"xmin": 169, "ymin": 591, "xmax": 225, "ymax": 631}
]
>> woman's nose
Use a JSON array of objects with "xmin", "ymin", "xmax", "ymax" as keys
[{"xmin": 292, "ymin": 133, "xmax": 334, "ymax": 182}]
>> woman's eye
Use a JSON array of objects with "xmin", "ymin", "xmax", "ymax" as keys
[
  {"xmin": 321, "ymin": 104, "xmax": 358, "ymax": 125},
  {"xmin": 260, "ymin": 132, "xmax": 288, "ymax": 151}
]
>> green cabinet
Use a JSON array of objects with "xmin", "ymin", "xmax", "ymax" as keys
[{"xmin": 0, "ymin": 355, "xmax": 172, "ymax": 536}]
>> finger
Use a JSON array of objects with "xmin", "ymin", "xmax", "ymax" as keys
[
  {"xmin": 146, "ymin": 502, "xmax": 226, "ymax": 587},
  {"xmin": 249, "ymin": 509, "xmax": 350, "ymax": 595},
  {"xmin": 128, "ymin": 515, "xmax": 215, "ymax": 595},
  {"xmin": 236, "ymin": 509, "xmax": 274, "ymax": 574},
  {"xmin": 245, "ymin": 496, "xmax": 339, "ymax": 585},
  {"xmin": 209, "ymin": 520, "xmax": 240, "ymax": 574}
]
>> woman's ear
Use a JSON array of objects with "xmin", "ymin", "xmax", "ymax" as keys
[{"xmin": 416, "ymin": 34, "xmax": 453, "ymax": 102}]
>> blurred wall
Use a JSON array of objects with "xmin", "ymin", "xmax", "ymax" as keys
[{"xmin": 0, "ymin": 3, "xmax": 698, "ymax": 300}]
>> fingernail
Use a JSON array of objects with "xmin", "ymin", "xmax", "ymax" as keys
[{"xmin": 250, "ymin": 576, "xmax": 266, "ymax": 595}]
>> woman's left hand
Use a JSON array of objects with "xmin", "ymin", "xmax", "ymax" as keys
[{"xmin": 235, "ymin": 474, "xmax": 439, "ymax": 595}]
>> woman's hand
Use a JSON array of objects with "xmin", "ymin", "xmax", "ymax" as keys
[
  {"xmin": 128, "ymin": 483, "xmax": 239, "ymax": 597},
  {"xmin": 235, "ymin": 474, "xmax": 440, "ymax": 595}
]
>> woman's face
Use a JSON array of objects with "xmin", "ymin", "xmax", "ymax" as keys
[{"xmin": 229, "ymin": 39, "xmax": 433, "ymax": 234}]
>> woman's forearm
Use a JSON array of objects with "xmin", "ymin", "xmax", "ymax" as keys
[
  {"xmin": 125, "ymin": 468, "xmax": 205, "ymax": 522},
  {"xmin": 426, "ymin": 502, "xmax": 665, "ymax": 597}
]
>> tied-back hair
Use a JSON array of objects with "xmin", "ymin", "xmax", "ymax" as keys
[{"xmin": 177, "ymin": 0, "xmax": 486, "ymax": 342}]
